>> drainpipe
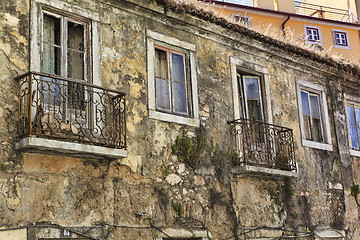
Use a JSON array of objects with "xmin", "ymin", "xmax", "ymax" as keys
[{"xmin": 282, "ymin": 15, "xmax": 291, "ymax": 38}]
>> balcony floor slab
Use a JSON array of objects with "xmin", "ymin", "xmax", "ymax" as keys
[
  {"xmin": 15, "ymin": 136, "xmax": 127, "ymax": 159},
  {"xmin": 231, "ymin": 164, "xmax": 298, "ymax": 178}
]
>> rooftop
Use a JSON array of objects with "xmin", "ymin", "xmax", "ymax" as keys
[{"xmin": 202, "ymin": 0, "xmax": 359, "ymax": 23}]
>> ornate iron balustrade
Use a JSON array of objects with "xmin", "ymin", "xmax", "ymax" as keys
[
  {"xmin": 16, "ymin": 72, "xmax": 126, "ymax": 149},
  {"xmin": 228, "ymin": 118, "xmax": 296, "ymax": 171}
]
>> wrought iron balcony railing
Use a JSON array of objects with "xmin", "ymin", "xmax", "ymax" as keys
[
  {"xmin": 228, "ymin": 118, "xmax": 296, "ymax": 171},
  {"xmin": 294, "ymin": 0, "xmax": 358, "ymax": 23},
  {"xmin": 16, "ymin": 72, "xmax": 126, "ymax": 149}
]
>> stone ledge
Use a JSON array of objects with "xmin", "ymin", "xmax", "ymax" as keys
[
  {"xmin": 231, "ymin": 164, "xmax": 298, "ymax": 178},
  {"xmin": 15, "ymin": 137, "xmax": 127, "ymax": 159}
]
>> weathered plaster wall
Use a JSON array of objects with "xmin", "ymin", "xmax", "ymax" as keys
[{"xmin": 0, "ymin": 0, "xmax": 360, "ymax": 239}]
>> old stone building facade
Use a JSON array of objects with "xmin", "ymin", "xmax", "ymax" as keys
[{"xmin": 1, "ymin": 0, "xmax": 360, "ymax": 239}]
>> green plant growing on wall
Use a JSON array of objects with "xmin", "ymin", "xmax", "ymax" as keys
[
  {"xmin": 351, "ymin": 183, "xmax": 360, "ymax": 197},
  {"xmin": 0, "ymin": 163, "xmax": 6, "ymax": 172},
  {"xmin": 171, "ymin": 201, "xmax": 183, "ymax": 219},
  {"xmin": 351, "ymin": 182, "xmax": 360, "ymax": 207},
  {"xmin": 171, "ymin": 128, "xmax": 207, "ymax": 167}
]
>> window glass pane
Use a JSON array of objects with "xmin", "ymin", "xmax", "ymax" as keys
[
  {"xmin": 43, "ymin": 15, "xmax": 61, "ymax": 75},
  {"xmin": 312, "ymin": 118, "xmax": 323, "ymax": 142},
  {"xmin": 244, "ymin": 77, "xmax": 260, "ymax": 100},
  {"xmin": 171, "ymin": 53, "xmax": 185, "ymax": 83},
  {"xmin": 173, "ymin": 82, "xmax": 187, "ymax": 113},
  {"xmin": 156, "ymin": 77, "xmax": 170, "ymax": 110},
  {"xmin": 68, "ymin": 82, "xmax": 85, "ymax": 110},
  {"xmin": 347, "ymin": 105, "xmax": 355, "ymax": 126},
  {"xmin": 355, "ymin": 107, "xmax": 360, "ymax": 128},
  {"xmin": 67, "ymin": 51, "xmax": 84, "ymax": 80},
  {"xmin": 244, "ymin": 77, "xmax": 262, "ymax": 121},
  {"xmin": 155, "ymin": 49, "xmax": 168, "ymax": 79},
  {"xmin": 301, "ymin": 91, "xmax": 310, "ymax": 115},
  {"xmin": 303, "ymin": 115, "xmax": 312, "ymax": 140},
  {"xmin": 43, "ymin": 14, "xmax": 60, "ymax": 45},
  {"xmin": 68, "ymin": 21, "xmax": 84, "ymax": 51},
  {"xmin": 247, "ymin": 100, "xmax": 263, "ymax": 121},
  {"xmin": 42, "ymin": 44, "xmax": 61, "ymax": 75},
  {"xmin": 349, "ymin": 127, "xmax": 358, "ymax": 149},
  {"xmin": 309, "ymin": 94, "xmax": 320, "ymax": 118}
]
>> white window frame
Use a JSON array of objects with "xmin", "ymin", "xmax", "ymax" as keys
[
  {"xmin": 231, "ymin": 13, "xmax": 252, "ymax": 28},
  {"xmin": 296, "ymin": 79, "xmax": 332, "ymax": 151},
  {"xmin": 344, "ymin": 94, "xmax": 360, "ymax": 157},
  {"xmin": 304, "ymin": 25, "xmax": 323, "ymax": 46},
  {"xmin": 147, "ymin": 29, "xmax": 199, "ymax": 127},
  {"xmin": 332, "ymin": 29, "xmax": 350, "ymax": 49}
]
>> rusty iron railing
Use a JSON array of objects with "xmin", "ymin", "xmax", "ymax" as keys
[
  {"xmin": 16, "ymin": 72, "xmax": 126, "ymax": 149},
  {"xmin": 294, "ymin": 0, "xmax": 358, "ymax": 23},
  {"xmin": 228, "ymin": 118, "xmax": 296, "ymax": 171}
]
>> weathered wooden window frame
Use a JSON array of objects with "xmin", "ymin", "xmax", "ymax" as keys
[
  {"xmin": 296, "ymin": 79, "xmax": 332, "ymax": 151},
  {"xmin": 154, "ymin": 44, "xmax": 191, "ymax": 116},
  {"xmin": 147, "ymin": 30, "xmax": 199, "ymax": 127}
]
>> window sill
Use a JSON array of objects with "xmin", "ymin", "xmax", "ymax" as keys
[
  {"xmin": 15, "ymin": 136, "xmax": 127, "ymax": 159},
  {"xmin": 302, "ymin": 139, "xmax": 333, "ymax": 151},
  {"xmin": 149, "ymin": 110, "xmax": 200, "ymax": 127},
  {"xmin": 350, "ymin": 149, "xmax": 360, "ymax": 157},
  {"xmin": 334, "ymin": 44, "xmax": 350, "ymax": 50},
  {"xmin": 231, "ymin": 164, "xmax": 298, "ymax": 178}
]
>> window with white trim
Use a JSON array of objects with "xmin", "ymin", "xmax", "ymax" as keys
[
  {"xmin": 304, "ymin": 25, "xmax": 323, "ymax": 46},
  {"xmin": 231, "ymin": 13, "xmax": 252, "ymax": 27},
  {"xmin": 147, "ymin": 30, "xmax": 199, "ymax": 127},
  {"xmin": 296, "ymin": 80, "xmax": 332, "ymax": 151},
  {"xmin": 332, "ymin": 29, "xmax": 350, "ymax": 49}
]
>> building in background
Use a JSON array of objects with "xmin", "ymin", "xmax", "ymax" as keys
[{"xmin": 198, "ymin": 0, "xmax": 360, "ymax": 63}]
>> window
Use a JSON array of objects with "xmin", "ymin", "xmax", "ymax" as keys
[
  {"xmin": 304, "ymin": 25, "xmax": 323, "ymax": 46},
  {"xmin": 296, "ymin": 80, "xmax": 332, "ymax": 151},
  {"xmin": 41, "ymin": 12, "xmax": 89, "ymax": 110},
  {"xmin": 332, "ymin": 29, "xmax": 350, "ymax": 49},
  {"xmin": 237, "ymin": 73, "xmax": 264, "ymax": 121},
  {"xmin": 346, "ymin": 103, "xmax": 360, "ymax": 150},
  {"xmin": 155, "ymin": 46, "xmax": 189, "ymax": 115},
  {"xmin": 300, "ymin": 90, "xmax": 323, "ymax": 142},
  {"xmin": 42, "ymin": 13, "xmax": 87, "ymax": 80},
  {"xmin": 307, "ymin": 27, "xmax": 319, "ymax": 41},
  {"xmin": 147, "ymin": 30, "xmax": 199, "ymax": 127},
  {"xmin": 231, "ymin": 13, "xmax": 252, "ymax": 27}
]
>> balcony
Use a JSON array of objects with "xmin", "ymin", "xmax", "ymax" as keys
[
  {"xmin": 228, "ymin": 118, "xmax": 297, "ymax": 177},
  {"xmin": 294, "ymin": 1, "xmax": 358, "ymax": 23},
  {"xmin": 15, "ymin": 72, "xmax": 127, "ymax": 158}
]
